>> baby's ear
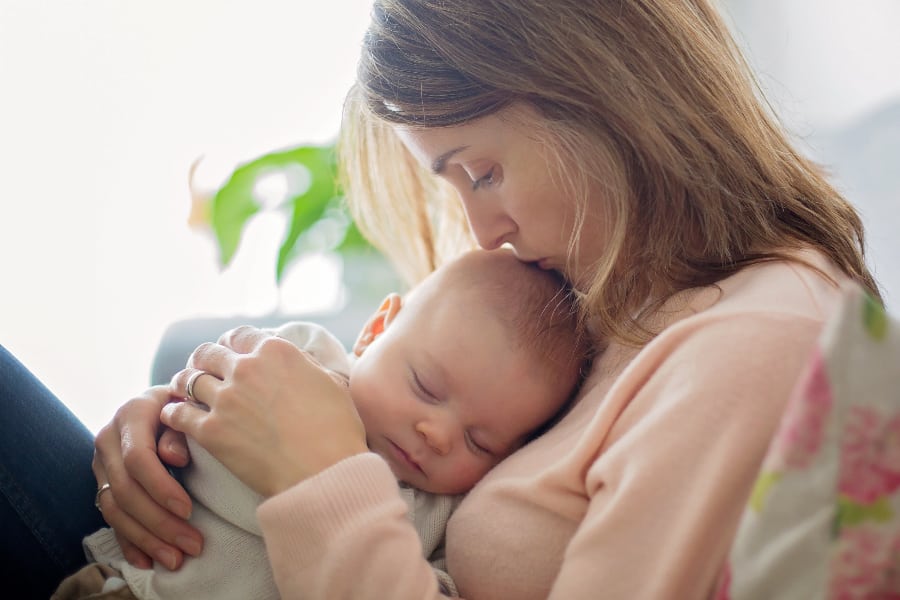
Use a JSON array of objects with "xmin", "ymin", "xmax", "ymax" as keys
[{"xmin": 352, "ymin": 293, "xmax": 402, "ymax": 356}]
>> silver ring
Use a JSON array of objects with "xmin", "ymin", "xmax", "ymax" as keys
[
  {"xmin": 185, "ymin": 370, "xmax": 207, "ymax": 403},
  {"xmin": 94, "ymin": 482, "xmax": 112, "ymax": 511}
]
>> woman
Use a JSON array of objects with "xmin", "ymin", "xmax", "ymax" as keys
[{"xmin": 3, "ymin": 0, "xmax": 881, "ymax": 598}]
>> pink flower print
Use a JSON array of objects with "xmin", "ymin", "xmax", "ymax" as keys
[
  {"xmin": 839, "ymin": 407, "xmax": 900, "ymax": 504},
  {"xmin": 829, "ymin": 527, "xmax": 900, "ymax": 599},
  {"xmin": 768, "ymin": 350, "xmax": 833, "ymax": 470}
]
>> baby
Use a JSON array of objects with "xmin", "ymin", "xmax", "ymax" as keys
[{"xmin": 57, "ymin": 248, "xmax": 589, "ymax": 599}]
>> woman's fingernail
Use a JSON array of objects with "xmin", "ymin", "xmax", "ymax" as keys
[
  {"xmin": 167, "ymin": 440, "xmax": 187, "ymax": 460},
  {"xmin": 176, "ymin": 535, "xmax": 202, "ymax": 556},
  {"xmin": 156, "ymin": 548, "xmax": 178, "ymax": 570},
  {"xmin": 167, "ymin": 499, "xmax": 191, "ymax": 519}
]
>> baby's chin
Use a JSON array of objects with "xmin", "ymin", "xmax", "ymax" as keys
[
  {"xmin": 370, "ymin": 444, "xmax": 484, "ymax": 495},
  {"xmin": 374, "ymin": 449, "xmax": 429, "ymax": 490},
  {"xmin": 397, "ymin": 470, "xmax": 469, "ymax": 496},
  {"xmin": 415, "ymin": 476, "xmax": 480, "ymax": 497}
]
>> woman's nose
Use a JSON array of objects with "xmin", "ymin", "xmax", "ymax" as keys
[
  {"xmin": 415, "ymin": 420, "xmax": 452, "ymax": 456},
  {"xmin": 458, "ymin": 193, "xmax": 515, "ymax": 251}
]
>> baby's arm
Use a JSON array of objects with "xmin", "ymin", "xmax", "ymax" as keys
[{"xmin": 268, "ymin": 321, "xmax": 353, "ymax": 380}]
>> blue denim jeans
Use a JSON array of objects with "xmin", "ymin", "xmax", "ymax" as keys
[{"xmin": 0, "ymin": 344, "xmax": 105, "ymax": 599}]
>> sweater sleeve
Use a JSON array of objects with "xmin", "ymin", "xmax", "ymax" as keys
[
  {"xmin": 256, "ymin": 312, "xmax": 829, "ymax": 598},
  {"xmin": 257, "ymin": 452, "xmax": 453, "ymax": 599},
  {"xmin": 546, "ymin": 313, "xmax": 826, "ymax": 599}
]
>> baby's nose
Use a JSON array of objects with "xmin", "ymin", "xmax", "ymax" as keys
[{"xmin": 415, "ymin": 421, "xmax": 452, "ymax": 456}]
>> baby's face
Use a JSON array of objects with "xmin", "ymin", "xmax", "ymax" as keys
[{"xmin": 350, "ymin": 285, "xmax": 566, "ymax": 495}]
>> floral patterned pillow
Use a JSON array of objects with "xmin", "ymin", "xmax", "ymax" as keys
[{"xmin": 715, "ymin": 284, "xmax": 900, "ymax": 599}]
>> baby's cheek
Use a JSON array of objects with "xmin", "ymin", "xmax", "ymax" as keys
[
  {"xmin": 447, "ymin": 457, "xmax": 494, "ymax": 494},
  {"xmin": 348, "ymin": 379, "xmax": 378, "ymax": 427}
]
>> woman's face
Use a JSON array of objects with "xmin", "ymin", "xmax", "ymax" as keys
[{"xmin": 394, "ymin": 105, "xmax": 609, "ymax": 290}]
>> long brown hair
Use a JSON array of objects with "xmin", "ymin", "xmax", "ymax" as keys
[{"xmin": 340, "ymin": 0, "xmax": 880, "ymax": 345}]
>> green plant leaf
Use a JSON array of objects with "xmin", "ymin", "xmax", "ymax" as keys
[
  {"xmin": 210, "ymin": 141, "xmax": 376, "ymax": 282},
  {"xmin": 210, "ymin": 166, "xmax": 261, "ymax": 268},
  {"xmin": 210, "ymin": 144, "xmax": 334, "ymax": 269},
  {"xmin": 337, "ymin": 221, "xmax": 371, "ymax": 252},
  {"xmin": 275, "ymin": 146, "xmax": 339, "ymax": 282}
]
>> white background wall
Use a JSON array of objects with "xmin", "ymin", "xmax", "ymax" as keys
[
  {"xmin": 2, "ymin": 1, "xmax": 898, "ymax": 433},
  {"xmin": 722, "ymin": 0, "xmax": 900, "ymax": 309},
  {"xmin": 1, "ymin": 1, "xmax": 374, "ymax": 432}
]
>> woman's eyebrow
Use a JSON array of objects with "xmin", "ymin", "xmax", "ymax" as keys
[{"xmin": 431, "ymin": 145, "xmax": 469, "ymax": 174}]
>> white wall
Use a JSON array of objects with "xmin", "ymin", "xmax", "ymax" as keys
[
  {"xmin": 722, "ymin": 0, "xmax": 900, "ymax": 307},
  {"xmin": 0, "ymin": 1, "xmax": 373, "ymax": 432},
  {"xmin": 2, "ymin": 2, "xmax": 897, "ymax": 433},
  {"xmin": 723, "ymin": 0, "xmax": 900, "ymax": 130}
]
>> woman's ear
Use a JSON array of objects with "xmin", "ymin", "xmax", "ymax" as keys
[{"xmin": 352, "ymin": 293, "xmax": 402, "ymax": 356}]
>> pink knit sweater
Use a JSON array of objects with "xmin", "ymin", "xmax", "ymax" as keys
[{"xmin": 257, "ymin": 252, "xmax": 846, "ymax": 599}]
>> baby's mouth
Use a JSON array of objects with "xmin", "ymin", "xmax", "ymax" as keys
[{"xmin": 389, "ymin": 439, "xmax": 425, "ymax": 476}]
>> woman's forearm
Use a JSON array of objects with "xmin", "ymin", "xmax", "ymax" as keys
[{"xmin": 258, "ymin": 453, "xmax": 458, "ymax": 599}]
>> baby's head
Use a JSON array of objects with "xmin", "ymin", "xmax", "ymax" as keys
[{"xmin": 349, "ymin": 248, "xmax": 589, "ymax": 494}]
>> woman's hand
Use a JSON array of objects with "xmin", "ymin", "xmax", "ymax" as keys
[
  {"xmin": 161, "ymin": 326, "xmax": 368, "ymax": 498},
  {"xmin": 92, "ymin": 386, "xmax": 203, "ymax": 570}
]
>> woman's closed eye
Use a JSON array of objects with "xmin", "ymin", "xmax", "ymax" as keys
[{"xmin": 471, "ymin": 166, "xmax": 498, "ymax": 191}]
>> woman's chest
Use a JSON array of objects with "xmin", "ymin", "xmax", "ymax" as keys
[{"xmin": 445, "ymin": 361, "xmax": 626, "ymax": 600}]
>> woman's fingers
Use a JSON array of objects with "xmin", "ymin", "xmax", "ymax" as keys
[
  {"xmin": 216, "ymin": 325, "xmax": 275, "ymax": 353},
  {"xmin": 114, "ymin": 388, "xmax": 194, "ymax": 515},
  {"xmin": 116, "ymin": 532, "xmax": 155, "ymax": 570},
  {"xmin": 160, "ymin": 398, "xmax": 214, "ymax": 443},
  {"xmin": 157, "ymin": 427, "xmax": 191, "ymax": 468},
  {"xmin": 94, "ymin": 425, "xmax": 202, "ymax": 563},
  {"xmin": 92, "ymin": 387, "xmax": 203, "ymax": 569},
  {"xmin": 169, "ymin": 367, "xmax": 224, "ymax": 411},
  {"xmin": 165, "ymin": 337, "xmax": 367, "ymax": 497},
  {"xmin": 95, "ymin": 437, "xmax": 203, "ymax": 567},
  {"xmin": 90, "ymin": 455, "xmax": 153, "ymax": 569},
  {"xmin": 93, "ymin": 457, "xmax": 188, "ymax": 570},
  {"xmin": 176, "ymin": 326, "xmax": 270, "ymax": 381}
]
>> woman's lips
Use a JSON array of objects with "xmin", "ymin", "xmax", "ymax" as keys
[
  {"xmin": 389, "ymin": 439, "xmax": 425, "ymax": 476},
  {"xmin": 520, "ymin": 255, "xmax": 551, "ymax": 270},
  {"xmin": 528, "ymin": 257, "xmax": 555, "ymax": 271}
]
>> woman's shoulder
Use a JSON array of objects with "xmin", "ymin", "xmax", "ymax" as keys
[
  {"xmin": 602, "ymin": 250, "xmax": 850, "ymax": 386},
  {"xmin": 626, "ymin": 249, "xmax": 846, "ymax": 357},
  {"xmin": 706, "ymin": 249, "xmax": 849, "ymax": 323}
]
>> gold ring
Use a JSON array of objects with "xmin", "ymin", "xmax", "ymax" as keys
[
  {"xmin": 185, "ymin": 370, "xmax": 207, "ymax": 403},
  {"xmin": 94, "ymin": 482, "xmax": 112, "ymax": 511}
]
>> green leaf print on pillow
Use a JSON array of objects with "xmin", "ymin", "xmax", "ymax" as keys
[{"xmin": 862, "ymin": 293, "xmax": 888, "ymax": 341}]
